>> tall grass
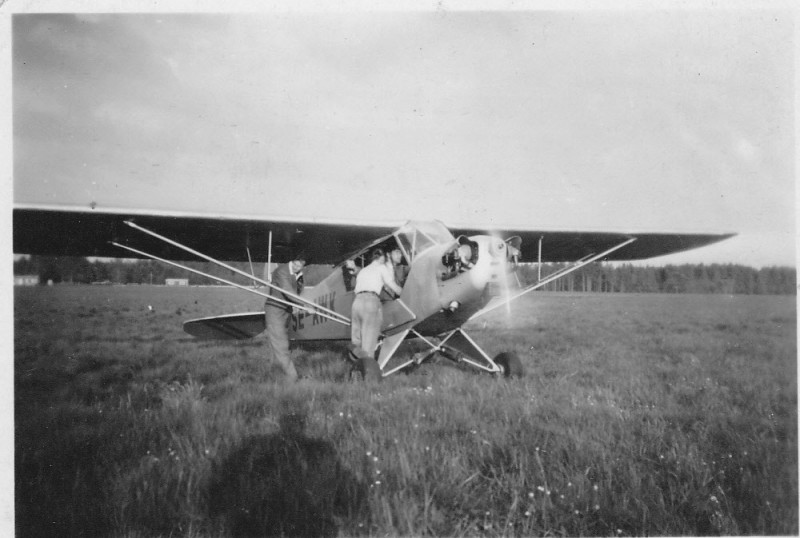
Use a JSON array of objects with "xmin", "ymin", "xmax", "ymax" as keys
[{"xmin": 15, "ymin": 286, "xmax": 797, "ymax": 536}]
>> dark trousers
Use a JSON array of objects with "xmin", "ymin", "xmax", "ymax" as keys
[{"xmin": 265, "ymin": 305, "xmax": 298, "ymax": 381}]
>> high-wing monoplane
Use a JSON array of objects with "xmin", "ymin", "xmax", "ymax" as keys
[{"xmin": 13, "ymin": 203, "xmax": 734, "ymax": 380}]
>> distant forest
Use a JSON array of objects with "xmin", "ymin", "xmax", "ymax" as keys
[
  {"xmin": 518, "ymin": 263, "xmax": 796, "ymax": 295},
  {"xmin": 13, "ymin": 255, "xmax": 797, "ymax": 295}
]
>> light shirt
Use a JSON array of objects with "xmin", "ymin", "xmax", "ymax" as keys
[{"xmin": 354, "ymin": 261, "xmax": 396, "ymax": 294}]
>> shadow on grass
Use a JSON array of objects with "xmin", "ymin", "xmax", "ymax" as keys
[
  {"xmin": 16, "ymin": 440, "xmax": 112, "ymax": 538},
  {"xmin": 209, "ymin": 411, "xmax": 368, "ymax": 537}
]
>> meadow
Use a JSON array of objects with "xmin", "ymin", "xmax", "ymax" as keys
[{"xmin": 15, "ymin": 285, "xmax": 797, "ymax": 537}]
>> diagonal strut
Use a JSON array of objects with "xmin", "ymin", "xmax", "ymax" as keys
[
  {"xmin": 469, "ymin": 237, "xmax": 637, "ymax": 321},
  {"xmin": 122, "ymin": 220, "xmax": 350, "ymax": 324},
  {"xmin": 111, "ymin": 241, "xmax": 350, "ymax": 327}
]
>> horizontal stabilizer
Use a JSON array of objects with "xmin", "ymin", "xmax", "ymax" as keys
[{"xmin": 183, "ymin": 312, "xmax": 265, "ymax": 340}]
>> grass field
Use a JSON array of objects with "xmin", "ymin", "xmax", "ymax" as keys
[{"xmin": 14, "ymin": 285, "xmax": 797, "ymax": 537}]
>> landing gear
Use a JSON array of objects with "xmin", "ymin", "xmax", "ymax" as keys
[
  {"xmin": 369, "ymin": 328, "xmax": 527, "ymax": 380},
  {"xmin": 494, "ymin": 352, "xmax": 524, "ymax": 378},
  {"xmin": 378, "ymin": 328, "xmax": 527, "ymax": 379}
]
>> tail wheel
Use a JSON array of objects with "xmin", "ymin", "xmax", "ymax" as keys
[
  {"xmin": 356, "ymin": 357, "xmax": 382, "ymax": 383},
  {"xmin": 494, "ymin": 352, "xmax": 524, "ymax": 378}
]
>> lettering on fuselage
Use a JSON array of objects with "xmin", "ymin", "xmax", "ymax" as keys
[{"xmin": 292, "ymin": 291, "xmax": 336, "ymax": 331}]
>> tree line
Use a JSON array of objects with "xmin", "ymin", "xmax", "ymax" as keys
[
  {"xmin": 518, "ymin": 262, "xmax": 796, "ymax": 295},
  {"xmin": 14, "ymin": 255, "xmax": 796, "ymax": 295},
  {"xmin": 12, "ymin": 255, "xmax": 332, "ymax": 287}
]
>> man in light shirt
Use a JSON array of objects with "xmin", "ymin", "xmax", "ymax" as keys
[{"xmin": 351, "ymin": 248, "xmax": 403, "ymax": 359}]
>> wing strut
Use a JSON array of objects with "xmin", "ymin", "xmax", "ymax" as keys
[
  {"xmin": 246, "ymin": 247, "xmax": 257, "ymax": 287},
  {"xmin": 469, "ymin": 237, "xmax": 637, "ymax": 321},
  {"xmin": 112, "ymin": 241, "xmax": 350, "ymax": 327},
  {"xmin": 267, "ymin": 230, "xmax": 273, "ymax": 283},
  {"xmin": 122, "ymin": 220, "xmax": 350, "ymax": 324},
  {"xmin": 537, "ymin": 235, "xmax": 543, "ymax": 281}
]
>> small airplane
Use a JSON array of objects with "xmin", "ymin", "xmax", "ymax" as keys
[{"xmin": 13, "ymin": 203, "xmax": 734, "ymax": 380}]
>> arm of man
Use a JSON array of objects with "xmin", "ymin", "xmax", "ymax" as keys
[
  {"xmin": 381, "ymin": 264, "xmax": 403, "ymax": 296},
  {"xmin": 395, "ymin": 265, "xmax": 409, "ymax": 286},
  {"xmin": 272, "ymin": 265, "xmax": 299, "ymax": 303}
]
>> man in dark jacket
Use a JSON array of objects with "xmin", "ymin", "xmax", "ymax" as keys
[{"xmin": 264, "ymin": 254, "xmax": 306, "ymax": 382}]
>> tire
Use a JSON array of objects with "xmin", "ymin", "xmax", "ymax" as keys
[
  {"xmin": 356, "ymin": 357, "xmax": 382, "ymax": 383},
  {"xmin": 494, "ymin": 352, "xmax": 524, "ymax": 378}
]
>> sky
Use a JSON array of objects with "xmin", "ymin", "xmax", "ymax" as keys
[{"xmin": 7, "ymin": 3, "xmax": 797, "ymax": 267}]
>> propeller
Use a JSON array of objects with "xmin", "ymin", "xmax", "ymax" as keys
[
  {"xmin": 505, "ymin": 236, "xmax": 522, "ymax": 265},
  {"xmin": 486, "ymin": 233, "xmax": 524, "ymax": 321},
  {"xmin": 505, "ymin": 236, "xmax": 523, "ymax": 288}
]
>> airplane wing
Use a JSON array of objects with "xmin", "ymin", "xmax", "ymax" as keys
[
  {"xmin": 13, "ymin": 204, "xmax": 397, "ymax": 264},
  {"xmin": 450, "ymin": 227, "xmax": 735, "ymax": 262},
  {"xmin": 14, "ymin": 203, "xmax": 734, "ymax": 264}
]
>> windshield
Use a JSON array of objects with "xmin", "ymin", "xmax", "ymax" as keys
[{"xmin": 394, "ymin": 220, "xmax": 454, "ymax": 262}]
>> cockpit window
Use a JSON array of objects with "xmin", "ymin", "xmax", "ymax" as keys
[{"xmin": 394, "ymin": 220, "xmax": 454, "ymax": 262}]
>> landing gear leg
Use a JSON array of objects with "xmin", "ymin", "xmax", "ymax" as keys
[{"xmin": 438, "ymin": 328, "xmax": 525, "ymax": 378}]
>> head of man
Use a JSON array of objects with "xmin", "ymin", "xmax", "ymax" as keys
[
  {"xmin": 457, "ymin": 244, "xmax": 473, "ymax": 263},
  {"xmin": 370, "ymin": 248, "xmax": 386, "ymax": 264},
  {"xmin": 389, "ymin": 247, "xmax": 403, "ymax": 265},
  {"xmin": 290, "ymin": 254, "xmax": 307, "ymax": 273}
]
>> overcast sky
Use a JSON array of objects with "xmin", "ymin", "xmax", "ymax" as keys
[{"xmin": 9, "ymin": 4, "xmax": 796, "ymax": 266}]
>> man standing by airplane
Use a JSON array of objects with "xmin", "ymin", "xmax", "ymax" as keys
[
  {"xmin": 264, "ymin": 254, "xmax": 306, "ymax": 382},
  {"xmin": 351, "ymin": 248, "xmax": 403, "ymax": 360}
]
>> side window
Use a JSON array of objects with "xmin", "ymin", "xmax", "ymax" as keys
[
  {"xmin": 395, "ymin": 229, "xmax": 434, "ymax": 262},
  {"xmin": 395, "ymin": 232, "xmax": 415, "ymax": 262}
]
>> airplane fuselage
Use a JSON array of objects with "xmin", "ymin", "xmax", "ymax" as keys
[{"xmin": 289, "ymin": 232, "xmax": 512, "ymax": 342}]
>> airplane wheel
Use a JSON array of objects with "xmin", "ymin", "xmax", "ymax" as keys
[
  {"xmin": 356, "ymin": 357, "xmax": 382, "ymax": 383},
  {"xmin": 494, "ymin": 352, "xmax": 524, "ymax": 378}
]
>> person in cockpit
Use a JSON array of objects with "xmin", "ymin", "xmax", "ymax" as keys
[
  {"xmin": 441, "ymin": 238, "xmax": 477, "ymax": 279},
  {"xmin": 379, "ymin": 246, "xmax": 408, "ymax": 302},
  {"xmin": 387, "ymin": 246, "xmax": 408, "ymax": 286},
  {"xmin": 456, "ymin": 243, "xmax": 475, "ymax": 270}
]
